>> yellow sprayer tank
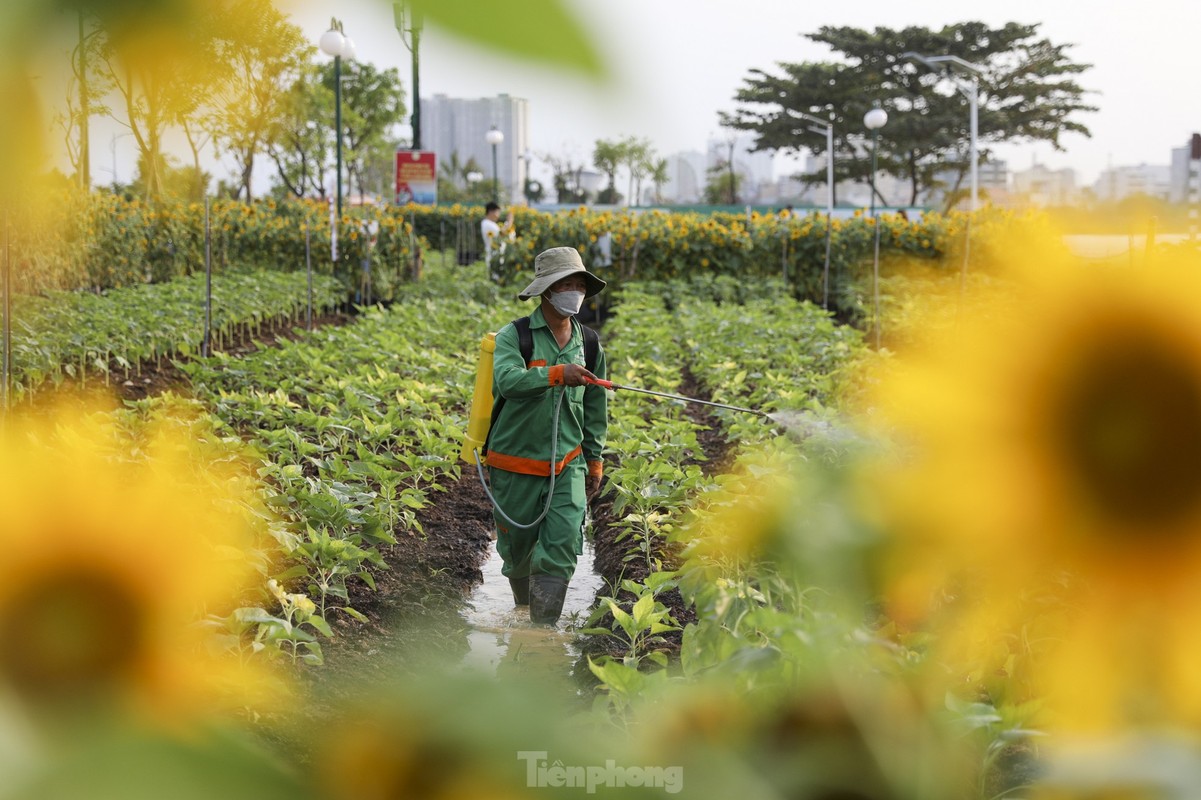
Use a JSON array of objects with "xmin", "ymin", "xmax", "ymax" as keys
[{"xmin": 460, "ymin": 332, "xmax": 497, "ymax": 463}]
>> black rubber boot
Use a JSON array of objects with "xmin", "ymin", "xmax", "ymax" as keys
[
  {"xmin": 529, "ymin": 574, "xmax": 569, "ymax": 626},
  {"xmin": 509, "ymin": 576, "xmax": 530, "ymax": 606}
]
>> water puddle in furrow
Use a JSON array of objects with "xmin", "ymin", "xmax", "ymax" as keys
[{"xmin": 459, "ymin": 537, "xmax": 606, "ymax": 685}]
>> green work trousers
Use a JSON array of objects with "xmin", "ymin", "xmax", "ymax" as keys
[{"xmin": 490, "ymin": 459, "xmax": 585, "ymax": 581}]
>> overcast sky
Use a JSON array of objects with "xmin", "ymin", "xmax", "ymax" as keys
[{"xmin": 82, "ymin": 0, "xmax": 1201, "ymax": 192}]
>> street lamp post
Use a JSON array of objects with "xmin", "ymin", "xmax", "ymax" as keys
[
  {"xmin": 864, "ymin": 106, "xmax": 888, "ymax": 349},
  {"xmin": 320, "ymin": 19, "xmax": 356, "ymax": 224},
  {"xmin": 901, "ymin": 52, "xmax": 983, "ymax": 212},
  {"xmin": 485, "ymin": 126, "xmax": 504, "ymax": 203},
  {"xmin": 520, "ymin": 149, "xmax": 534, "ymax": 205},
  {"xmin": 798, "ymin": 112, "xmax": 835, "ymax": 308}
]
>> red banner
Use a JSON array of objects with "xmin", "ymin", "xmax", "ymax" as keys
[{"xmin": 395, "ymin": 150, "xmax": 437, "ymax": 205}]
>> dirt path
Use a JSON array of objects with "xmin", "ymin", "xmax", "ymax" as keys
[{"xmin": 307, "ymin": 468, "xmax": 495, "ymax": 692}]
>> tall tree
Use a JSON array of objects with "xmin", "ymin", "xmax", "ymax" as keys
[
  {"xmin": 647, "ymin": 157, "xmax": 669, "ymax": 205},
  {"xmin": 207, "ymin": 0, "xmax": 308, "ymax": 201},
  {"xmin": 100, "ymin": 7, "xmax": 221, "ymax": 202},
  {"xmin": 435, "ymin": 152, "xmax": 487, "ymax": 203},
  {"xmin": 591, "ymin": 138, "xmax": 626, "ymax": 204},
  {"xmin": 723, "ymin": 22, "xmax": 1095, "ymax": 208},
  {"xmin": 543, "ymin": 152, "xmax": 588, "ymax": 204},
  {"xmin": 323, "ymin": 60, "xmax": 406, "ymax": 201},
  {"xmin": 704, "ymin": 160, "xmax": 742, "ymax": 205},
  {"xmin": 266, "ymin": 59, "xmax": 334, "ymax": 199},
  {"xmin": 55, "ymin": 12, "xmax": 111, "ymax": 190},
  {"xmin": 621, "ymin": 136, "xmax": 652, "ymax": 206}
]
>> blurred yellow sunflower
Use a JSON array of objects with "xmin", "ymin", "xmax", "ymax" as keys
[
  {"xmin": 865, "ymin": 244, "xmax": 1201, "ymax": 729},
  {"xmin": 0, "ymin": 398, "xmax": 285, "ymax": 726}
]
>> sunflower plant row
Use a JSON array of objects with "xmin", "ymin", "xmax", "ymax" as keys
[
  {"xmin": 11, "ymin": 189, "xmax": 418, "ymax": 298},
  {"xmin": 610, "ymin": 281, "xmax": 872, "ymax": 688},
  {"xmin": 570, "ymin": 276, "xmax": 1024, "ymax": 793},
  {"xmin": 599, "ymin": 275, "xmax": 1054, "ymax": 791},
  {"xmin": 403, "ymin": 203, "xmax": 957, "ymax": 315},
  {"xmin": 178, "ymin": 263, "xmax": 526, "ymax": 649},
  {"xmin": 7, "ymin": 269, "xmax": 344, "ymax": 403},
  {"xmin": 580, "ymin": 289, "xmax": 714, "ymax": 697},
  {"xmin": 583, "ymin": 281, "xmax": 869, "ymax": 709}
]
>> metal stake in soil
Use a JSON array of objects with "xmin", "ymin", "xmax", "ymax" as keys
[
  {"xmin": 2, "ymin": 211, "xmax": 9, "ymax": 411},
  {"xmin": 203, "ymin": 197, "xmax": 212, "ymax": 357},
  {"xmin": 305, "ymin": 222, "xmax": 313, "ymax": 330}
]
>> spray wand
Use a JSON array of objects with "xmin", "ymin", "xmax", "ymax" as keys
[{"xmin": 584, "ymin": 376, "xmax": 768, "ymax": 418}]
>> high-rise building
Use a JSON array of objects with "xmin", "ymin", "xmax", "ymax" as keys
[
  {"xmin": 1170, "ymin": 142, "xmax": 1201, "ymax": 204},
  {"xmin": 661, "ymin": 151, "xmax": 706, "ymax": 203},
  {"xmin": 1093, "ymin": 163, "xmax": 1171, "ymax": 202},
  {"xmin": 923, "ymin": 160, "xmax": 1010, "ymax": 207},
  {"xmin": 1012, "ymin": 163, "xmax": 1078, "ymax": 206},
  {"xmin": 419, "ymin": 93, "xmax": 529, "ymax": 202}
]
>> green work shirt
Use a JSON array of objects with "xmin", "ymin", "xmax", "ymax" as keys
[{"xmin": 487, "ymin": 306, "xmax": 608, "ymax": 476}]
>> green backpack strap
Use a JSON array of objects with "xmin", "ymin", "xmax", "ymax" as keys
[
  {"xmin": 580, "ymin": 323, "xmax": 600, "ymax": 373},
  {"xmin": 484, "ymin": 317, "xmax": 601, "ymax": 453},
  {"xmin": 484, "ymin": 317, "xmax": 532, "ymax": 453}
]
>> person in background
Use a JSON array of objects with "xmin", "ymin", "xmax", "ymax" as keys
[
  {"xmin": 481, "ymin": 202, "xmax": 515, "ymax": 268},
  {"xmin": 486, "ymin": 247, "xmax": 608, "ymax": 625}
]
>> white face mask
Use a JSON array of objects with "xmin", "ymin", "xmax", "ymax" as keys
[{"xmin": 548, "ymin": 290, "xmax": 585, "ymax": 317}]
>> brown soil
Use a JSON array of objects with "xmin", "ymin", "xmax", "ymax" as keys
[
  {"xmin": 304, "ymin": 468, "xmax": 495, "ymax": 692},
  {"xmin": 115, "ymin": 310, "xmax": 351, "ymax": 402}
]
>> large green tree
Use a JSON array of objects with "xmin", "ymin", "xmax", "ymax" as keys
[
  {"xmin": 100, "ymin": 5, "xmax": 223, "ymax": 202},
  {"xmin": 592, "ymin": 138, "xmax": 626, "ymax": 205},
  {"xmin": 621, "ymin": 136, "xmax": 653, "ymax": 207},
  {"xmin": 266, "ymin": 59, "xmax": 334, "ymax": 199},
  {"xmin": 206, "ymin": 0, "xmax": 308, "ymax": 201},
  {"xmin": 322, "ymin": 60, "xmax": 406, "ymax": 201},
  {"xmin": 723, "ymin": 22, "xmax": 1095, "ymax": 208}
]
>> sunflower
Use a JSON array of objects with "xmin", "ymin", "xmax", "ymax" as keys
[
  {"xmin": 0, "ymin": 398, "xmax": 285, "ymax": 726},
  {"xmin": 314, "ymin": 678, "xmax": 557, "ymax": 800},
  {"xmin": 864, "ymin": 244, "xmax": 1201, "ymax": 730}
]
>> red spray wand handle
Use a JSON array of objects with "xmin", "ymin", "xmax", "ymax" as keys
[{"xmin": 584, "ymin": 375, "xmax": 614, "ymax": 390}]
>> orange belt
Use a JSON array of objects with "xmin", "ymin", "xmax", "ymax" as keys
[{"xmin": 485, "ymin": 445, "xmax": 583, "ymax": 477}]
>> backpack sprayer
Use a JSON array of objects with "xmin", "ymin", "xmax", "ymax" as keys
[
  {"xmin": 461, "ymin": 330, "xmax": 570, "ymax": 532},
  {"xmin": 460, "ymin": 331, "xmax": 780, "ymax": 472},
  {"xmin": 460, "ymin": 332, "xmax": 498, "ymax": 464},
  {"xmin": 462, "ymin": 328, "xmax": 805, "ymax": 533}
]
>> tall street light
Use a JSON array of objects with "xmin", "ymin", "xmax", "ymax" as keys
[
  {"xmin": 486, "ymin": 126, "xmax": 504, "ymax": 203},
  {"xmin": 319, "ymin": 19, "xmax": 355, "ymax": 223},
  {"xmin": 520, "ymin": 149, "xmax": 534, "ymax": 205},
  {"xmin": 797, "ymin": 112, "xmax": 835, "ymax": 309},
  {"xmin": 901, "ymin": 52, "xmax": 983, "ymax": 212},
  {"xmin": 864, "ymin": 106, "xmax": 888, "ymax": 349}
]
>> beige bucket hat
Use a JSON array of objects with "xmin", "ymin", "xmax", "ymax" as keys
[{"xmin": 517, "ymin": 246, "xmax": 607, "ymax": 300}]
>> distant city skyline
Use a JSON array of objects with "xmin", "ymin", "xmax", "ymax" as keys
[
  {"xmin": 57, "ymin": 0, "xmax": 1199, "ymax": 200},
  {"xmin": 281, "ymin": 0, "xmax": 1196, "ymax": 188}
]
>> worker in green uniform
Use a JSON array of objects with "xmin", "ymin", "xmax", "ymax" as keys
[{"xmin": 487, "ymin": 246, "xmax": 608, "ymax": 625}]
